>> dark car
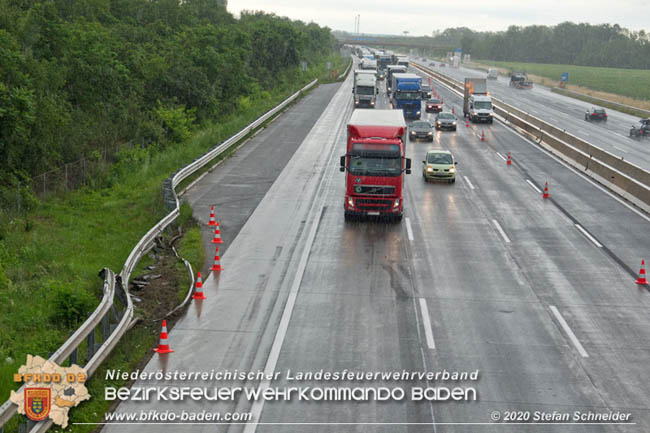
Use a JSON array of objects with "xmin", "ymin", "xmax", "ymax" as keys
[
  {"xmin": 630, "ymin": 118, "xmax": 650, "ymax": 137},
  {"xmin": 421, "ymin": 84, "xmax": 432, "ymax": 99},
  {"xmin": 585, "ymin": 107, "xmax": 607, "ymax": 122},
  {"xmin": 429, "ymin": 61, "xmax": 436, "ymax": 66},
  {"xmin": 435, "ymin": 112, "xmax": 458, "ymax": 131},
  {"xmin": 425, "ymin": 98, "xmax": 443, "ymax": 113},
  {"xmin": 409, "ymin": 120, "xmax": 434, "ymax": 141}
]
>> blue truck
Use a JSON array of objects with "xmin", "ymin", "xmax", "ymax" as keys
[{"xmin": 391, "ymin": 73, "xmax": 422, "ymax": 120}]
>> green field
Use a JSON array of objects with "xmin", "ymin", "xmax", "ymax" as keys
[{"xmin": 477, "ymin": 60, "xmax": 650, "ymax": 102}]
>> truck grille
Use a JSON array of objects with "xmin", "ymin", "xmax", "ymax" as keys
[
  {"xmin": 356, "ymin": 199, "xmax": 393, "ymax": 211},
  {"xmin": 353, "ymin": 185, "xmax": 395, "ymax": 195}
]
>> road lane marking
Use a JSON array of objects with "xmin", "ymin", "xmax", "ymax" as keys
[
  {"xmin": 496, "ymin": 152, "xmax": 507, "ymax": 161},
  {"xmin": 492, "ymin": 219, "xmax": 511, "ymax": 243},
  {"xmin": 549, "ymin": 306, "xmax": 589, "ymax": 358},
  {"xmin": 405, "ymin": 217, "xmax": 415, "ymax": 241},
  {"xmin": 612, "ymin": 145, "xmax": 628, "ymax": 153},
  {"xmin": 526, "ymin": 179, "xmax": 542, "ymax": 194},
  {"xmin": 575, "ymin": 224, "xmax": 603, "ymax": 248},
  {"xmin": 463, "ymin": 176, "xmax": 475, "ymax": 190},
  {"xmin": 418, "ymin": 298, "xmax": 436, "ymax": 349}
]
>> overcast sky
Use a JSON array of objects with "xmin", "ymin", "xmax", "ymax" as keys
[{"xmin": 228, "ymin": 0, "xmax": 650, "ymax": 35}]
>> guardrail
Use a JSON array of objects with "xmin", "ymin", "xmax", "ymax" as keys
[
  {"xmin": 0, "ymin": 77, "xmax": 319, "ymax": 433},
  {"xmin": 413, "ymin": 63, "xmax": 650, "ymax": 211}
]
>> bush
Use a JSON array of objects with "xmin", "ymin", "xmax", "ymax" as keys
[{"xmin": 49, "ymin": 281, "xmax": 95, "ymax": 328}]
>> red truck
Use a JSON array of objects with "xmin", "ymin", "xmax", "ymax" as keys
[{"xmin": 339, "ymin": 109, "xmax": 411, "ymax": 221}]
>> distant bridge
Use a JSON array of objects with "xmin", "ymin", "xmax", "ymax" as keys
[{"xmin": 337, "ymin": 36, "xmax": 453, "ymax": 51}]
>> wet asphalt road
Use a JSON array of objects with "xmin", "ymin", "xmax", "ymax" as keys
[{"xmin": 102, "ymin": 64, "xmax": 650, "ymax": 433}]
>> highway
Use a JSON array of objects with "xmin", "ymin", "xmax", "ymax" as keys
[
  {"xmin": 103, "ymin": 64, "xmax": 650, "ymax": 433},
  {"xmin": 410, "ymin": 60, "xmax": 650, "ymax": 170}
]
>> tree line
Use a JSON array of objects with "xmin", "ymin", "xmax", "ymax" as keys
[
  {"xmin": 0, "ymin": 0, "xmax": 337, "ymax": 187},
  {"xmin": 435, "ymin": 23, "xmax": 650, "ymax": 69}
]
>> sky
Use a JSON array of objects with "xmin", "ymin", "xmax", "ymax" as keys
[{"xmin": 228, "ymin": 0, "xmax": 650, "ymax": 35}]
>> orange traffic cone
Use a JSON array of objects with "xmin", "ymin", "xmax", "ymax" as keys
[
  {"xmin": 451, "ymin": 106, "xmax": 455, "ymax": 114},
  {"xmin": 481, "ymin": 131, "xmax": 485, "ymax": 141},
  {"xmin": 211, "ymin": 227, "xmax": 223, "ymax": 244},
  {"xmin": 636, "ymin": 260, "xmax": 648, "ymax": 285},
  {"xmin": 542, "ymin": 182, "xmax": 550, "ymax": 199},
  {"xmin": 211, "ymin": 248, "xmax": 223, "ymax": 272},
  {"xmin": 192, "ymin": 272, "xmax": 207, "ymax": 299},
  {"xmin": 465, "ymin": 119, "xmax": 470, "ymax": 127},
  {"xmin": 507, "ymin": 152, "xmax": 512, "ymax": 165},
  {"xmin": 153, "ymin": 320, "xmax": 173, "ymax": 354},
  {"xmin": 208, "ymin": 206, "xmax": 217, "ymax": 226}
]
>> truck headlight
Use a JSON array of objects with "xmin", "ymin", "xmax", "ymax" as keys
[
  {"xmin": 452, "ymin": 121, "xmax": 457, "ymax": 125},
  {"xmin": 393, "ymin": 199, "xmax": 400, "ymax": 208},
  {"xmin": 449, "ymin": 167, "xmax": 456, "ymax": 173},
  {"xmin": 370, "ymin": 101, "xmax": 375, "ymax": 105},
  {"xmin": 416, "ymin": 111, "xmax": 421, "ymax": 115},
  {"xmin": 410, "ymin": 131, "xmax": 416, "ymax": 135},
  {"xmin": 426, "ymin": 166, "xmax": 433, "ymax": 172},
  {"xmin": 427, "ymin": 131, "xmax": 433, "ymax": 135},
  {"xmin": 436, "ymin": 121, "xmax": 441, "ymax": 125},
  {"xmin": 347, "ymin": 197, "xmax": 354, "ymax": 208}
]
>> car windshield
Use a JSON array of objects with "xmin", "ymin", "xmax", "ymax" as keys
[
  {"xmin": 438, "ymin": 113, "xmax": 455, "ymax": 119},
  {"xmin": 421, "ymin": 86, "xmax": 431, "ymax": 91},
  {"xmin": 396, "ymin": 91, "xmax": 420, "ymax": 100},
  {"xmin": 474, "ymin": 101, "xmax": 492, "ymax": 110},
  {"xmin": 348, "ymin": 155, "xmax": 402, "ymax": 177},
  {"xmin": 355, "ymin": 86, "xmax": 374, "ymax": 95},
  {"xmin": 412, "ymin": 121, "xmax": 430, "ymax": 129},
  {"xmin": 427, "ymin": 153, "xmax": 453, "ymax": 164},
  {"xmin": 428, "ymin": 99, "xmax": 441, "ymax": 104},
  {"xmin": 594, "ymin": 109, "xmax": 606, "ymax": 114}
]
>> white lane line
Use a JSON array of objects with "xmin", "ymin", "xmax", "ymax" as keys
[
  {"xmin": 575, "ymin": 224, "xmax": 603, "ymax": 248},
  {"xmin": 526, "ymin": 179, "xmax": 542, "ymax": 194},
  {"xmin": 405, "ymin": 217, "xmax": 415, "ymax": 241},
  {"xmin": 418, "ymin": 298, "xmax": 436, "ymax": 349},
  {"xmin": 612, "ymin": 145, "xmax": 628, "ymax": 154},
  {"xmin": 463, "ymin": 175, "xmax": 475, "ymax": 190},
  {"xmin": 492, "ymin": 219, "xmax": 511, "ymax": 243},
  {"xmin": 495, "ymin": 152, "xmax": 507, "ymax": 161},
  {"xmin": 549, "ymin": 306, "xmax": 589, "ymax": 358}
]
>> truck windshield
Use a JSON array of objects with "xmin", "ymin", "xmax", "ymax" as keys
[
  {"xmin": 396, "ymin": 91, "xmax": 420, "ymax": 100},
  {"xmin": 474, "ymin": 101, "xmax": 492, "ymax": 110},
  {"xmin": 355, "ymin": 86, "xmax": 375, "ymax": 95},
  {"xmin": 348, "ymin": 155, "xmax": 402, "ymax": 177}
]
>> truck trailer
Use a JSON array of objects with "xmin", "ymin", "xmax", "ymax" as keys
[
  {"xmin": 386, "ymin": 65, "xmax": 407, "ymax": 94},
  {"xmin": 391, "ymin": 73, "xmax": 422, "ymax": 120},
  {"xmin": 340, "ymin": 110, "xmax": 411, "ymax": 221},
  {"xmin": 463, "ymin": 78, "xmax": 494, "ymax": 123}
]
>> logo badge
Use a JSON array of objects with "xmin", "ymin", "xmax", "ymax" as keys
[
  {"xmin": 355, "ymin": 178, "xmax": 361, "ymax": 183},
  {"xmin": 25, "ymin": 388, "xmax": 51, "ymax": 421}
]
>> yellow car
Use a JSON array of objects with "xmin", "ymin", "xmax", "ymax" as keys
[{"xmin": 422, "ymin": 150, "xmax": 457, "ymax": 183}]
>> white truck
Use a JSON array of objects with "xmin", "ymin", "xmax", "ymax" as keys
[
  {"xmin": 463, "ymin": 78, "xmax": 494, "ymax": 124},
  {"xmin": 353, "ymin": 74, "xmax": 377, "ymax": 108}
]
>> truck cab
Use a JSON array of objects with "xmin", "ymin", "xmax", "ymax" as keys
[
  {"xmin": 386, "ymin": 65, "xmax": 407, "ymax": 94},
  {"xmin": 353, "ymin": 75, "xmax": 377, "ymax": 108}
]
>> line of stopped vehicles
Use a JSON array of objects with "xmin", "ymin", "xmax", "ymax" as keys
[{"xmin": 345, "ymin": 47, "xmax": 650, "ymax": 222}]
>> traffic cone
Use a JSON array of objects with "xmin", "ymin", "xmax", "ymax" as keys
[
  {"xmin": 211, "ymin": 227, "xmax": 223, "ymax": 244},
  {"xmin": 507, "ymin": 152, "xmax": 512, "ymax": 165},
  {"xmin": 465, "ymin": 119, "xmax": 470, "ymax": 127},
  {"xmin": 153, "ymin": 320, "xmax": 174, "ymax": 354},
  {"xmin": 211, "ymin": 248, "xmax": 223, "ymax": 272},
  {"xmin": 542, "ymin": 182, "xmax": 550, "ymax": 199},
  {"xmin": 451, "ymin": 106, "xmax": 455, "ymax": 114},
  {"xmin": 208, "ymin": 206, "xmax": 217, "ymax": 226},
  {"xmin": 481, "ymin": 131, "xmax": 485, "ymax": 141},
  {"xmin": 636, "ymin": 260, "xmax": 648, "ymax": 285},
  {"xmin": 192, "ymin": 272, "xmax": 207, "ymax": 299}
]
